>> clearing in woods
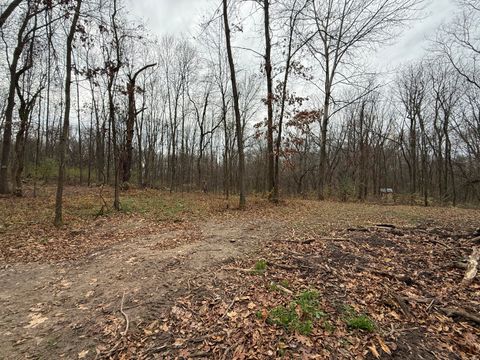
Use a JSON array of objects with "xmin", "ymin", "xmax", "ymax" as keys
[{"xmin": 0, "ymin": 187, "xmax": 479, "ymax": 359}]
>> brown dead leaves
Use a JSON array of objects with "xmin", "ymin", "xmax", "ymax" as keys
[{"xmin": 113, "ymin": 209, "xmax": 480, "ymax": 359}]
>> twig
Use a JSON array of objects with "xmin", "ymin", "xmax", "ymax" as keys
[
  {"xmin": 221, "ymin": 297, "xmax": 238, "ymax": 319},
  {"xmin": 357, "ymin": 265, "xmax": 416, "ymax": 286},
  {"xmin": 96, "ymin": 184, "xmax": 109, "ymax": 217},
  {"xmin": 120, "ymin": 291, "xmax": 129, "ymax": 336},
  {"xmin": 393, "ymin": 294, "xmax": 411, "ymax": 317},
  {"xmin": 376, "ymin": 224, "xmax": 396, "ymax": 229},
  {"xmin": 426, "ymin": 299, "xmax": 435, "ymax": 313},
  {"xmin": 394, "ymin": 294, "xmax": 480, "ymax": 326},
  {"xmin": 101, "ymin": 339, "xmax": 123, "ymax": 359},
  {"xmin": 275, "ymin": 284, "xmax": 293, "ymax": 295}
]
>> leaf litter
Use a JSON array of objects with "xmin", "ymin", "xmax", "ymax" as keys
[{"xmin": 1, "ymin": 188, "xmax": 479, "ymax": 359}]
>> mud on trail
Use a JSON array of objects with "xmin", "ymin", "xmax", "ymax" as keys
[{"xmin": 0, "ymin": 215, "xmax": 275, "ymax": 359}]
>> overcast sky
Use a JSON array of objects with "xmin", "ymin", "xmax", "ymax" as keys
[{"xmin": 127, "ymin": 0, "xmax": 457, "ymax": 69}]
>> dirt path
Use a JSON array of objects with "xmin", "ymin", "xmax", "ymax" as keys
[{"xmin": 0, "ymin": 216, "xmax": 274, "ymax": 359}]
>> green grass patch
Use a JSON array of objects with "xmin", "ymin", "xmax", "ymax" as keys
[
  {"xmin": 252, "ymin": 259, "xmax": 267, "ymax": 274},
  {"xmin": 296, "ymin": 290, "xmax": 326, "ymax": 319},
  {"xmin": 345, "ymin": 314, "xmax": 375, "ymax": 332},
  {"xmin": 322, "ymin": 320, "xmax": 335, "ymax": 333},
  {"xmin": 342, "ymin": 305, "xmax": 375, "ymax": 332},
  {"xmin": 267, "ymin": 290, "xmax": 326, "ymax": 335}
]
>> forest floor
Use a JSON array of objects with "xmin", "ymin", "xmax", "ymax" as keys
[{"xmin": 0, "ymin": 187, "xmax": 479, "ymax": 359}]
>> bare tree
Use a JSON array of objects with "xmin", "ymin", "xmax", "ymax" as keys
[
  {"xmin": 0, "ymin": 2, "xmax": 32, "ymax": 194},
  {"xmin": 306, "ymin": 0, "xmax": 423, "ymax": 199},
  {"xmin": 437, "ymin": 0, "xmax": 480, "ymax": 90},
  {"xmin": 13, "ymin": 38, "xmax": 44, "ymax": 196},
  {"xmin": 223, "ymin": 0, "xmax": 246, "ymax": 208},
  {"xmin": 122, "ymin": 62, "xmax": 156, "ymax": 184},
  {"xmin": 397, "ymin": 64, "xmax": 425, "ymax": 201},
  {"xmin": 54, "ymin": 0, "xmax": 82, "ymax": 226}
]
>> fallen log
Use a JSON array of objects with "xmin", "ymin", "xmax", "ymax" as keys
[
  {"xmin": 453, "ymin": 261, "xmax": 468, "ymax": 270},
  {"xmin": 440, "ymin": 307, "xmax": 480, "ymax": 326},
  {"xmin": 461, "ymin": 247, "xmax": 479, "ymax": 286},
  {"xmin": 396, "ymin": 295, "xmax": 480, "ymax": 326},
  {"xmin": 357, "ymin": 265, "xmax": 416, "ymax": 286}
]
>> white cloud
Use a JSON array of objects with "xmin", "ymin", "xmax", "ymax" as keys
[
  {"xmin": 127, "ymin": 0, "xmax": 213, "ymax": 37},
  {"xmin": 126, "ymin": 0, "xmax": 457, "ymax": 76},
  {"xmin": 375, "ymin": 0, "xmax": 457, "ymax": 69}
]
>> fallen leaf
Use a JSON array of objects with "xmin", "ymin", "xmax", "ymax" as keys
[
  {"xmin": 227, "ymin": 311, "xmax": 238, "ymax": 319},
  {"xmin": 296, "ymin": 334, "xmax": 313, "ymax": 347},
  {"xmin": 369, "ymin": 344, "xmax": 380, "ymax": 359},
  {"xmin": 78, "ymin": 349, "xmax": 89, "ymax": 359},
  {"xmin": 24, "ymin": 314, "xmax": 48, "ymax": 329},
  {"xmin": 377, "ymin": 336, "xmax": 391, "ymax": 355},
  {"xmin": 174, "ymin": 338, "xmax": 185, "ymax": 347}
]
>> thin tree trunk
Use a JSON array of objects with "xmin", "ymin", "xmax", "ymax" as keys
[
  {"xmin": 122, "ymin": 63, "xmax": 155, "ymax": 184},
  {"xmin": 223, "ymin": 0, "xmax": 245, "ymax": 209},
  {"xmin": 75, "ymin": 70, "xmax": 83, "ymax": 184},
  {"xmin": 54, "ymin": 0, "xmax": 82, "ymax": 226},
  {"xmin": 33, "ymin": 91, "xmax": 42, "ymax": 197},
  {"xmin": 263, "ymin": 0, "xmax": 275, "ymax": 200},
  {"xmin": 0, "ymin": 8, "xmax": 30, "ymax": 194}
]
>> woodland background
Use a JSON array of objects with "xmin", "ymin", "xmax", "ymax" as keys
[{"xmin": 0, "ymin": 0, "xmax": 480, "ymax": 222}]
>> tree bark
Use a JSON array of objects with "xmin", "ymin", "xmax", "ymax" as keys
[
  {"xmin": 54, "ymin": 0, "xmax": 82, "ymax": 226},
  {"xmin": 122, "ymin": 63, "xmax": 156, "ymax": 184},
  {"xmin": 223, "ymin": 0, "xmax": 246, "ymax": 209},
  {"xmin": 0, "ymin": 0, "xmax": 23, "ymax": 28},
  {"xmin": 0, "ymin": 8, "xmax": 30, "ymax": 194},
  {"xmin": 263, "ymin": 0, "xmax": 275, "ymax": 201}
]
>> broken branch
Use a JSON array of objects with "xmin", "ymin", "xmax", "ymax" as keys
[
  {"xmin": 440, "ymin": 307, "xmax": 480, "ymax": 326},
  {"xmin": 120, "ymin": 291, "xmax": 129, "ymax": 336},
  {"xmin": 461, "ymin": 247, "xmax": 479, "ymax": 286}
]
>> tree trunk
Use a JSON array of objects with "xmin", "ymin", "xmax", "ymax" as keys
[
  {"xmin": 54, "ymin": 0, "xmax": 82, "ymax": 226},
  {"xmin": 0, "ymin": 0, "xmax": 23, "ymax": 28},
  {"xmin": 14, "ymin": 106, "xmax": 28, "ymax": 196},
  {"xmin": 123, "ymin": 79, "xmax": 136, "ymax": 183},
  {"xmin": 75, "ymin": 71, "xmax": 83, "ymax": 184},
  {"xmin": 0, "ymin": 10, "xmax": 30, "ymax": 194},
  {"xmin": 318, "ymin": 86, "xmax": 330, "ymax": 200},
  {"xmin": 263, "ymin": 0, "xmax": 275, "ymax": 201},
  {"xmin": 223, "ymin": 0, "xmax": 246, "ymax": 209}
]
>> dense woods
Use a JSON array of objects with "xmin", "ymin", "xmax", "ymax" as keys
[{"xmin": 1, "ymin": 0, "xmax": 480, "ymax": 217}]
